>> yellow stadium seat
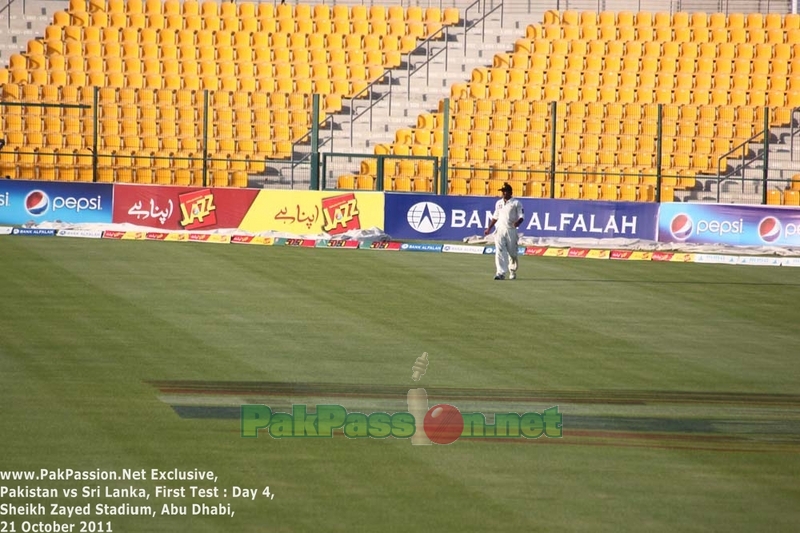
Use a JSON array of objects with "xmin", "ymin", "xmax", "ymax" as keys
[
  {"xmin": 337, "ymin": 174, "xmax": 356, "ymax": 189},
  {"xmin": 443, "ymin": 8, "xmax": 459, "ymax": 26},
  {"xmin": 392, "ymin": 176, "xmax": 413, "ymax": 192},
  {"xmin": 449, "ymin": 177, "xmax": 468, "ymax": 195},
  {"xmin": 790, "ymin": 174, "xmax": 800, "ymax": 191},
  {"xmin": 467, "ymin": 177, "xmax": 487, "ymax": 195},
  {"xmin": 767, "ymin": 189, "xmax": 782, "ymax": 205},
  {"xmin": 229, "ymin": 170, "xmax": 247, "ymax": 188},
  {"xmin": 707, "ymin": 13, "xmax": 728, "ymax": 28},
  {"xmin": 357, "ymin": 175, "xmax": 376, "ymax": 190},
  {"xmin": 525, "ymin": 181, "xmax": 551, "ymax": 198},
  {"xmin": 785, "ymin": 189, "xmax": 800, "ymax": 206},
  {"xmin": 411, "ymin": 176, "xmax": 432, "ymax": 193},
  {"xmin": 596, "ymin": 183, "xmax": 615, "ymax": 200},
  {"xmin": 561, "ymin": 182, "xmax": 581, "ymax": 199},
  {"xmin": 151, "ymin": 168, "xmax": 171, "ymax": 185}
]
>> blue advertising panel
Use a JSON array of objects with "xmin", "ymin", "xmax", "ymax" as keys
[
  {"xmin": 399, "ymin": 243, "xmax": 443, "ymax": 252},
  {"xmin": 384, "ymin": 194, "xmax": 659, "ymax": 241},
  {"xmin": 0, "ymin": 180, "xmax": 113, "ymax": 225},
  {"xmin": 11, "ymin": 228, "xmax": 56, "ymax": 236},
  {"xmin": 658, "ymin": 203, "xmax": 800, "ymax": 246}
]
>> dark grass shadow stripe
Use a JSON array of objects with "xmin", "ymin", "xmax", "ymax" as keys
[
  {"xmin": 172, "ymin": 406, "xmax": 240, "ymax": 419},
  {"xmin": 171, "ymin": 406, "xmax": 800, "ymax": 438},
  {"xmin": 172, "ymin": 406, "xmax": 800, "ymax": 453},
  {"xmin": 518, "ymin": 279, "xmax": 800, "ymax": 286},
  {"xmin": 150, "ymin": 381, "xmax": 800, "ymax": 407}
]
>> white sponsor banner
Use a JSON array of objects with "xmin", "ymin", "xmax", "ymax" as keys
[
  {"xmin": 56, "ymin": 229, "xmax": 104, "ymax": 239},
  {"xmin": 0, "ymin": 226, "xmax": 13, "ymax": 235},
  {"xmin": 781, "ymin": 258, "xmax": 800, "ymax": 267},
  {"xmin": 693, "ymin": 254, "xmax": 738, "ymax": 265},
  {"xmin": 736, "ymin": 256, "xmax": 781, "ymax": 267},
  {"xmin": 441, "ymin": 244, "xmax": 486, "ymax": 254}
]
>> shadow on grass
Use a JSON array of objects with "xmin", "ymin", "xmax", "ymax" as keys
[{"xmin": 510, "ymin": 279, "xmax": 800, "ymax": 286}]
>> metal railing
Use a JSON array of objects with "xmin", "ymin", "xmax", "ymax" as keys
[
  {"xmin": 319, "ymin": 101, "xmax": 799, "ymax": 205},
  {"xmin": 0, "ymin": 88, "xmax": 329, "ymax": 189},
  {"xmin": 0, "ymin": 94, "xmax": 793, "ymax": 204},
  {"xmin": 715, "ymin": 131, "xmax": 766, "ymax": 203},
  {"xmin": 785, "ymin": 108, "xmax": 800, "ymax": 161},
  {"xmin": 347, "ymin": 69, "xmax": 395, "ymax": 147},
  {"xmin": 405, "ymin": 24, "xmax": 453, "ymax": 99},
  {"xmin": 462, "ymin": 0, "xmax": 505, "ymax": 54},
  {"xmin": 320, "ymin": 151, "xmax": 440, "ymax": 193},
  {"xmin": 291, "ymin": 118, "xmax": 333, "ymax": 187},
  {"xmin": 345, "ymin": 10, "xmax": 468, "ymax": 144},
  {"xmin": 529, "ymin": 0, "xmax": 789, "ymax": 16},
  {"xmin": 0, "ymin": 0, "xmax": 15, "ymax": 29}
]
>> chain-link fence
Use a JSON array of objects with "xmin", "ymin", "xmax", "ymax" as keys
[
  {"xmin": 0, "ymin": 85, "xmax": 328, "ymax": 188},
  {"xmin": 322, "ymin": 99, "xmax": 797, "ymax": 205}
]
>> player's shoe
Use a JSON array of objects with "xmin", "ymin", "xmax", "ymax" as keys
[
  {"xmin": 509, "ymin": 272, "xmax": 516, "ymax": 280},
  {"xmin": 494, "ymin": 274, "xmax": 505, "ymax": 280}
]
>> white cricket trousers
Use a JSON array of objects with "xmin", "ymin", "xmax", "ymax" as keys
[{"xmin": 495, "ymin": 227, "xmax": 519, "ymax": 276}]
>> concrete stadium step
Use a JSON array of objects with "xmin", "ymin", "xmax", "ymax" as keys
[
  {"xmin": 0, "ymin": 0, "xmax": 56, "ymax": 60},
  {"xmin": 336, "ymin": 8, "xmax": 527, "ymax": 158}
]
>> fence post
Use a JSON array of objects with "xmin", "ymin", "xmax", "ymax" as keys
[
  {"xmin": 320, "ymin": 152, "xmax": 327, "ymax": 190},
  {"xmin": 310, "ymin": 94, "xmax": 320, "ymax": 190},
  {"xmin": 549, "ymin": 101, "xmax": 556, "ymax": 198},
  {"xmin": 441, "ymin": 98, "xmax": 450, "ymax": 195},
  {"xmin": 762, "ymin": 106, "xmax": 770, "ymax": 205},
  {"xmin": 92, "ymin": 86, "xmax": 99, "ymax": 182},
  {"xmin": 656, "ymin": 103, "xmax": 663, "ymax": 202},
  {"xmin": 377, "ymin": 155, "xmax": 385, "ymax": 192},
  {"xmin": 201, "ymin": 89, "xmax": 209, "ymax": 188}
]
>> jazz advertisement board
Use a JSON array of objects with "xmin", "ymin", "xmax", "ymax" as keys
[
  {"xmin": 238, "ymin": 190, "xmax": 384, "ymax": 235},
  {"xmin": 113, "ymin": 187, "xmax": 385, "ymax": 235},
  {"xmin": 112, "ymin": 185, "xmax": 259, "ymax": 230}
]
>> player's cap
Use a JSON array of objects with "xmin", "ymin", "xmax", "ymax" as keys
[{"xmin": 500, "ymin": 182, "xmax": 513, "ymax": 193}]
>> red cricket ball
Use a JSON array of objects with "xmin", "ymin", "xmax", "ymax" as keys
[{"xmin": 423, "ymin": 404, "xmax": 464, "ymax": 445}]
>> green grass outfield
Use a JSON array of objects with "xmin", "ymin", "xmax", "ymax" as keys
[{"xmin": 1, "ymin": 237, "xmax": 800, "ymax": 532}]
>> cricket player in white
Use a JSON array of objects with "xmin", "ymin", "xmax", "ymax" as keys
[{"xmin": 484, "ymin": 182, "xmax": 524, "ymax": 280}]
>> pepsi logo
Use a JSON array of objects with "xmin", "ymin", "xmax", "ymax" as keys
[
  {"xmin": 24, "ymin": 190, "xmax": 49, "ymax": 216},
  {"xmin": 758, "ymin": 216, "xmax": 782, "ymax": 243},
  {"xmin": 669, "ymin": 213, "xmax": 693, "ymax": 241}
]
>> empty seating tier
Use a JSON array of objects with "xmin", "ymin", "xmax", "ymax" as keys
[
  {"xmin": 356, "ymin": 10, "xmax": 796, "ymax": 201},
  {"xmin": 0, "ymin": 1, "xmax": 460, "ymax": 185}
]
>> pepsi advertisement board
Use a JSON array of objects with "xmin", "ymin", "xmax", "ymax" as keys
[
  {"xmin": 0, "ymin": 180, "xmax": 113, "ymax": 225},
  {"xmin": 384, "ymin": 193, "xmax": 658, "ymax": 241},
  {"xmin": 658, "ymin": 203, "xmax": 800, "ymax": 246}
]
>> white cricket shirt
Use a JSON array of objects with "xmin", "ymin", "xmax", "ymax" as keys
[{"xmin": 493, "ymin": 198, "xmax": 524, "ymax": 230}]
